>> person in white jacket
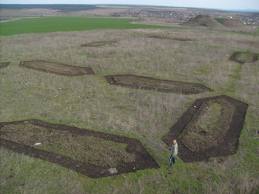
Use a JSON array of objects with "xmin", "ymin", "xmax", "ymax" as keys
[{"xmin": 169, "ymin": 139, "xmax": 178, "ymax": 167}]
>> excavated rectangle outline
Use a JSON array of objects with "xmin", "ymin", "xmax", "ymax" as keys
[
  {"xmin": 162, "ymin": 95, "xmax": 248, "ymax": 162},
  {"xmin": 0, "ymin": 119, "xmax": 159, "ymax": 178}
]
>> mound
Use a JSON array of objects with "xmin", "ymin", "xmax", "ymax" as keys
[
  {"xmin": 0, "ymin": 62, "xmax": 10, "ymax": 69},
  {"xmin": 0, "ymin": 120, "xmax": 159, "ymax": 178},
  {"xmin": 215, "ymin": 18, "xmax": 243, "ymax": 27},
  {"xmin": 184, "ymin": 15, "xmax": 222, "ymax": 28},
  {"xmin": 162, "ymin": 95, "xmax": 248, "ymax": 162},
  {"xmin": 105, "ymin": 74, "xmax": 212, "ymax": 94},
  {"xmin": 230, "ymin": 51, "xmax": 258, "ymax": 64},
  {"xmin": 20, "ymin": 60, "xmax": 95, "ymax": 76}
]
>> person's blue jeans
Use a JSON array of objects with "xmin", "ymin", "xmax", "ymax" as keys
[{"xmin": 169, "ymin": 155, "xmax": 176, "ymax": 167}]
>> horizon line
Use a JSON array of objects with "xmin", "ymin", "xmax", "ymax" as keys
[{"xmin": 1, "ymin": 3, "xmax": 259, "ymax": 12}]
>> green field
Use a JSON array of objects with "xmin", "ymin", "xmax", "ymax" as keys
[{"xmin": 0, "ymin": 16, "xmax": 164, "ymax": 36}]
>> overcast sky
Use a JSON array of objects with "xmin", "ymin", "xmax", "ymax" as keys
[{"xmin": 1, "ymin": 0, "xmax": 259, "ymax": 11}]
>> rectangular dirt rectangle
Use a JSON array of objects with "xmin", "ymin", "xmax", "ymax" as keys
[
  {"xmin": 1, "ymin": 138, "xmax": 101, "ymax": 177},
  {"xmin": 0, "ymin": 120, "xmax": 159, "ymax": 178},
  {"xmin": 20, "ymin": 60, "xmax": 95, "ymax": 76},
  {"xmin": 147, "ymin": 34, "xmax": 194, "ymax": 42},
  {"xmin": 81, "ymin": 40, "xmax": 117, "ymax": 47},
  {"xmin": 105, "ymin": 74, "xmax": 212, "ymax": 94},
  {"xmin": 162, "ymin": 95, "xmax": 248, "ymax": 162}
]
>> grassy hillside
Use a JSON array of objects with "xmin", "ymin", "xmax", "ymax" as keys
[
  {"xmin": 0, "ymin": 26, "xmax": 259, "ymax": 194},
  {"xmin": 0, "ymin": 16, "xmax": 164, "ymax": 36}
]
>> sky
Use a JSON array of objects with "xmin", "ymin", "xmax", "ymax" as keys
[{"xmin": 1, "ymin": 0, "xmax": 259, "ymax": 11}]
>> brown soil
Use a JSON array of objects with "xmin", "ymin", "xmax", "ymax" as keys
[
  {"xmin": 0, "ymin": 120, "xmax": 159, "ymax": 178},
  {"xmin": 81, "ymin": 40, "xmax": 117, "ymax": 47},
  {"xmin": 162, "ymin": 95, "xmax": 248, "ymax": 162},
  {"xmin": 230, "ymin": 51, "xmax": 258, "ymax": 64},
  {"xmin": 19, "ymin": 60, "xmax": 95, "ymax": 76},
  {"xmin": 147, "ymin": 35, "xmax": 194, "ymax": 41},
  {"xmin": 0, "ymin": 62, "xmax": 10, "ymax": 69},
  {"xmin": 105, "ymin": 74, "xmax": 212, "ymax": 94}
]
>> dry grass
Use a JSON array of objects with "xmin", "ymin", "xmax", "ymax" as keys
[{"xmin": 0, "ymin": 27, "xmax": 259, "ymax": 194}]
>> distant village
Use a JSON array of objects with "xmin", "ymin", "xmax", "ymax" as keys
[{"xmin": 111, "ymin": 7, "xmax": 259, "ymax": 25}]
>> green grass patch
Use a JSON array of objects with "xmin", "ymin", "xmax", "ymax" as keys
[
  {"xmin": 230, "ymin": 51, "xmax": 259, "ymax": 64},
  {"xmin": 0, "ymin": 16, "xmax": 166, "ymax": 36},
  {"xmin": 215, "ymin": 18, "xmax": 225, "ymax": 25}
]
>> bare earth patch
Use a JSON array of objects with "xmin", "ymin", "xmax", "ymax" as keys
[
  {"xmin": 230, "ymin": 51, "xmax": 258, "ymax": 64},
  {"xmin": 162, "ymin": 95, "xmax": 248, "ymax": 162},
  {"xmin": 147, "ymin": 34, "xmax": 194, "ymax": 41},
  {"xmin": 0, "ymin": 120, "xmax": 159, "ymax": 178},
  {"xmin": 19, "ymin": 60, "xmax": 95, "ymax": 76},
  {"xmin": 0, "ymin": 62, "xmax": 10, "ymax": 69},
  {"xmin": 105, "ymin": 74, "xmax": 212, "ymax": 94},
  {"xmin": 81, "ymin": 40, "xmax": 117, "ymax": 47}
]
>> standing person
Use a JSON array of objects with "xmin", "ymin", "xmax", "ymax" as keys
[{"xmin": 169, "ymin": 139, "xmax": 178, "ymax": 167}]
